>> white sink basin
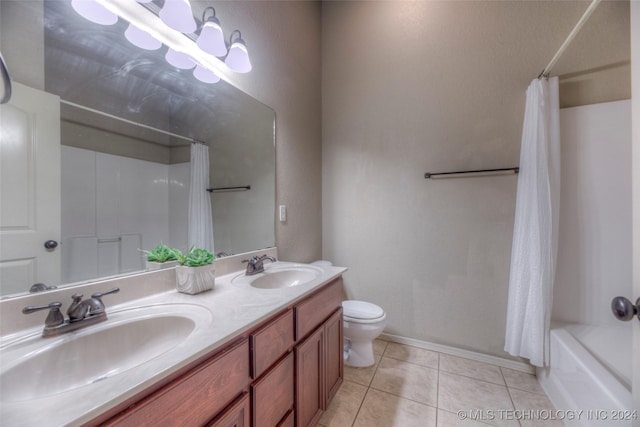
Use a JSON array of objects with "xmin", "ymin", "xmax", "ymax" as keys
[
  {"xmin": 0, "ymin": 304, "xmax": 212, "ymax": 402},
  {"xmin": 231, "ymin": 264, "xmax": 323, "ymax": 289}
]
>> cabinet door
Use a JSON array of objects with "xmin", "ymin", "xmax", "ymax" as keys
[
  {"xmin": 207, "ymin": 393, "xmax": 250, "ymax": 427},
  {"xmin": 252, "ymin": 352, "xmax": 294, "ymax": 427},
  {"xmin": 295, "ymin": 327, "xmax": 324, "ymax": 427},
  {"xmin": 324, "ymin": 309, "xmax": 343, "ymax": 404}
]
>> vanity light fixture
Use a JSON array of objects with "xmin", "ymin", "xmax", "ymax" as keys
[
  {"xmin": 90, "ymin": 0, "xmax": 252, "ymax": 85},
  {"xmin": 71, "ymin": 0, "xmax": 118, "ymax": 26},
  {"xmin": 159, "ymin": 0, "xmax": 197, "ymax": 34},
  {"xmin": 225, "ymin": 30, "xmax": 252, "ymax": 73},
  {"xmin": 196, "ymin": 7, "xmax": 227, "ymax": 57},
  {"xmin": 193, "ymin": 65, "xmax": 221, "ymax": 84},
  {"xmin": 165, "ymin": 48, "xmax": 196, "ymax": 70},
  {"xmin": 124, "ymin": 22, "xmax": 162, "ymax": 51}
]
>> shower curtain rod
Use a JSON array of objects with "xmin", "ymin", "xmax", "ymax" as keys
[
  {"xmin": 538, "ymin": 0, "xmax": 601, "ymax": 79},
  {"xmin": 60, "ymin": 100, "xmax": 194, "ymax": 144}
]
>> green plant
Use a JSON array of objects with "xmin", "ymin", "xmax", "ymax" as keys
[
  {"xmin": 171, "ymin": 247, "xmax": 215, "ymax": 267},
  {"xmin": 141, "ymin": 244, "xmax": 177, "ymax": 263}
]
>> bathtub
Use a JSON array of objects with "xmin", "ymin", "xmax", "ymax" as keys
[{"xmin": 537, "ymin": 323, "xmax": 633, "ymax": 426}]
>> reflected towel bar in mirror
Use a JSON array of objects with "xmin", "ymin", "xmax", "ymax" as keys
[
  {"xmin": 207, "ymin": 185, "xmax": 251, "ymax": 193},
  {"xmin": 424, "ymin": 167, "xmax": 519, "ymax": 179}
]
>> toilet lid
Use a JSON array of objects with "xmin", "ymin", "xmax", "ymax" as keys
[{"xmin": 342, "ymin": 300, "xmax": 385, "ymax": 320}]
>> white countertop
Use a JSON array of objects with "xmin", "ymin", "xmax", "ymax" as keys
[{"xmin": 0, "ymin": 262, "xmax": 346, "ymax": 427}]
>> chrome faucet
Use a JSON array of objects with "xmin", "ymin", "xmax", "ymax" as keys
[
  {"xmin": 29, "ymin": 283, "xmax": 58, "ymax": 293},
  {"xmin": 23, "ymin": 288, "xmax": 120, "ymax": 337},
  {"xmin": 242, "ymin": 255, "xmax": 277, "ymax": 276}
]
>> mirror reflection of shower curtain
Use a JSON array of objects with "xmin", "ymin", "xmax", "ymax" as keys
[
  {"xmin": 504, "ymin": 77, "xmax": 560, "ymax": 367},
  {"xmin": 188, "ymin": 143, "xmax": 214, "ymax": 252}
]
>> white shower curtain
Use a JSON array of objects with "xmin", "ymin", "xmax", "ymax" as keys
[
  {"xmin": 188, "ymin": 142, "xmax": 215, "ymax": 252},
  {"xmin": 504, "ymin": 77, "xmax": 560, "ymax": 367}
]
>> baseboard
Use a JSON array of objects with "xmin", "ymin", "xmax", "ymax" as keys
[{"xmin": 379, "ymin": 332, "xmax": 535, "ymax": 374}]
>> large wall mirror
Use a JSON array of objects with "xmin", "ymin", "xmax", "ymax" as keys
[{"xmin": 0, "ymin": 0, "xmax": 275, "ymax": 298}]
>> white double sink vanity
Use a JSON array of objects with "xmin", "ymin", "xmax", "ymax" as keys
[{"xmin": 0, "ymin": 250, "xmax": 346, "ymax": 427}]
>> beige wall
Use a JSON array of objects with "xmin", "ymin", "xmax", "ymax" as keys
[
  {"xmin": 0, "ymin": 1, "xmax": 45, "ymax": 90},
  {"xmin": 322, "ymin": 1, "xmax": 630, "ymax": 358},
  {"xmin": 196, "ymin": 1, "xmax": 323, "ymax": 262}
]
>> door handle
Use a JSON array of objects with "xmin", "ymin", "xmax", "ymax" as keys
[
  {"xmin": 611, "ymin": 296, "xmax": 640, "ymax": 322},
  {"xmin": 44, "ymin": 240, "xmax": 58, "ymax": 250}
]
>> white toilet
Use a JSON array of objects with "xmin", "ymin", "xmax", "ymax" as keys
[{"xmin": 342, "ymin": 300, "xmax": 387, "ymax": 367}]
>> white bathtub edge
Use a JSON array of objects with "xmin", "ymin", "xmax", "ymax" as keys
[{"xmin": 537, "ymin": 328, "xmax": 632, "ymax": 426}]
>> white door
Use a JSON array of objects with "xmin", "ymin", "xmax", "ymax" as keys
[
  {"xmin": 628, "ymin": 1, "xmax": 640, "ymax": 420},
  {"xmin": 0, "ymin": 82, "xmax": 60, "ymax": 296},
  {"xmin": 631, "ymin": 1, "xmax": 639, "ymax": 419}
]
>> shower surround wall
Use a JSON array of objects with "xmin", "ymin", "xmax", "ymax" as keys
[
  {"xmin": 553, "ymin": 100, "xmax": 632, "ymax": 328},
  {"xmin": 61, "ymin": 146, "xmax": 187, "ymax": 283},
  {"xmin": 539, "ymin": 99, "xmax": 633, "ymax": 414},
  {"xmin": 321, "ymin": 1, "xmax": 630, "ymax": 358}
]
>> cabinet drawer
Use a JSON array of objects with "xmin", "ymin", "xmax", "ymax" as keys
[
  {"xmin": 295, "ymin": 277, "xmax": 343, "ymax": 340},
  {"xmin": 207, "ymin": 393, "xmax": 250, "ymax": 427},
  {"xmin": 108, "ymin": 340, "xmax": 250, "ymax": 426},
  {"xmin": 277, "ymin": 410, "xmax": 294, "ymax": 427},
  {"xmin": 251, "ymin": 309, "xmax": 294, "ymax": 378},
  {"xmin": 252, "ymin": 352, "xmax": 294, "ymax": 427}
]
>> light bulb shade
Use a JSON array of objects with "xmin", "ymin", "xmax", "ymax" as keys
[
  {"xmin": 71, "ymin": 0, "xmax": 118, "ymax": 25},
  {"xmin": 197, "ymin": 21, "xmax": 227, "ymax": 57},
  {"xmin": 124, "ymin": 23, "xmax": 162, "ymax": 50},
  {"xmin": 165, "ymin": 48, "xmax": 195, "ymax": 70},
  {"xmin": 225, "ymin": 40, "xmax": 252, "ymax": 73},
  {"xmin": 159, "ymin": 0, "xmax": 196, "ymax": 33},
  {"xmin": 193, "ymin": 65, "xmax": 220, "ymax": 84}
]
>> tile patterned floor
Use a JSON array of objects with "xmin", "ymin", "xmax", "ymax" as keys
[{"xmin": 319, "ymin": 339, "xmax": 560, "ymax": 427}]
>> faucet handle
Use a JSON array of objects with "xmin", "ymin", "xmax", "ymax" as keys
[
  {"xmin": 22, "ymin": 301, "xmax": 65, "ymax": 327},
  {"xmin": 91, "ymin": 287, "xmax": 120, "ymax": 300},
  {"xmin": 89, "ymin": 287, "xmax": 120, "ymax": 314}
]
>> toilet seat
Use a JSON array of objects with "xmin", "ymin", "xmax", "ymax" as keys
[{"xmin": 342, "ymin": 300, "xmax": 386, "ymax": 324}]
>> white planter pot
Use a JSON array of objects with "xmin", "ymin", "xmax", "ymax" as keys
[
  {"xmin": 146, "ymin": 260, "xmax": 179, "ymax": 271},
  {"xmin": 175, "ymin": 264, "xmax": 215, "ymax": 295}
]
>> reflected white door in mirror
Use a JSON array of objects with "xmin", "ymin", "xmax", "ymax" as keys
[{"xmin": 0, "ymin": 83, "xmax": 61, "ymax": 296}]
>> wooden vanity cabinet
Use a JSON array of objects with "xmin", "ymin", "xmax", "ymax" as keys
[{"xmin": 93, "ymin": 276, "xmax": 343, "ymax": 427}]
